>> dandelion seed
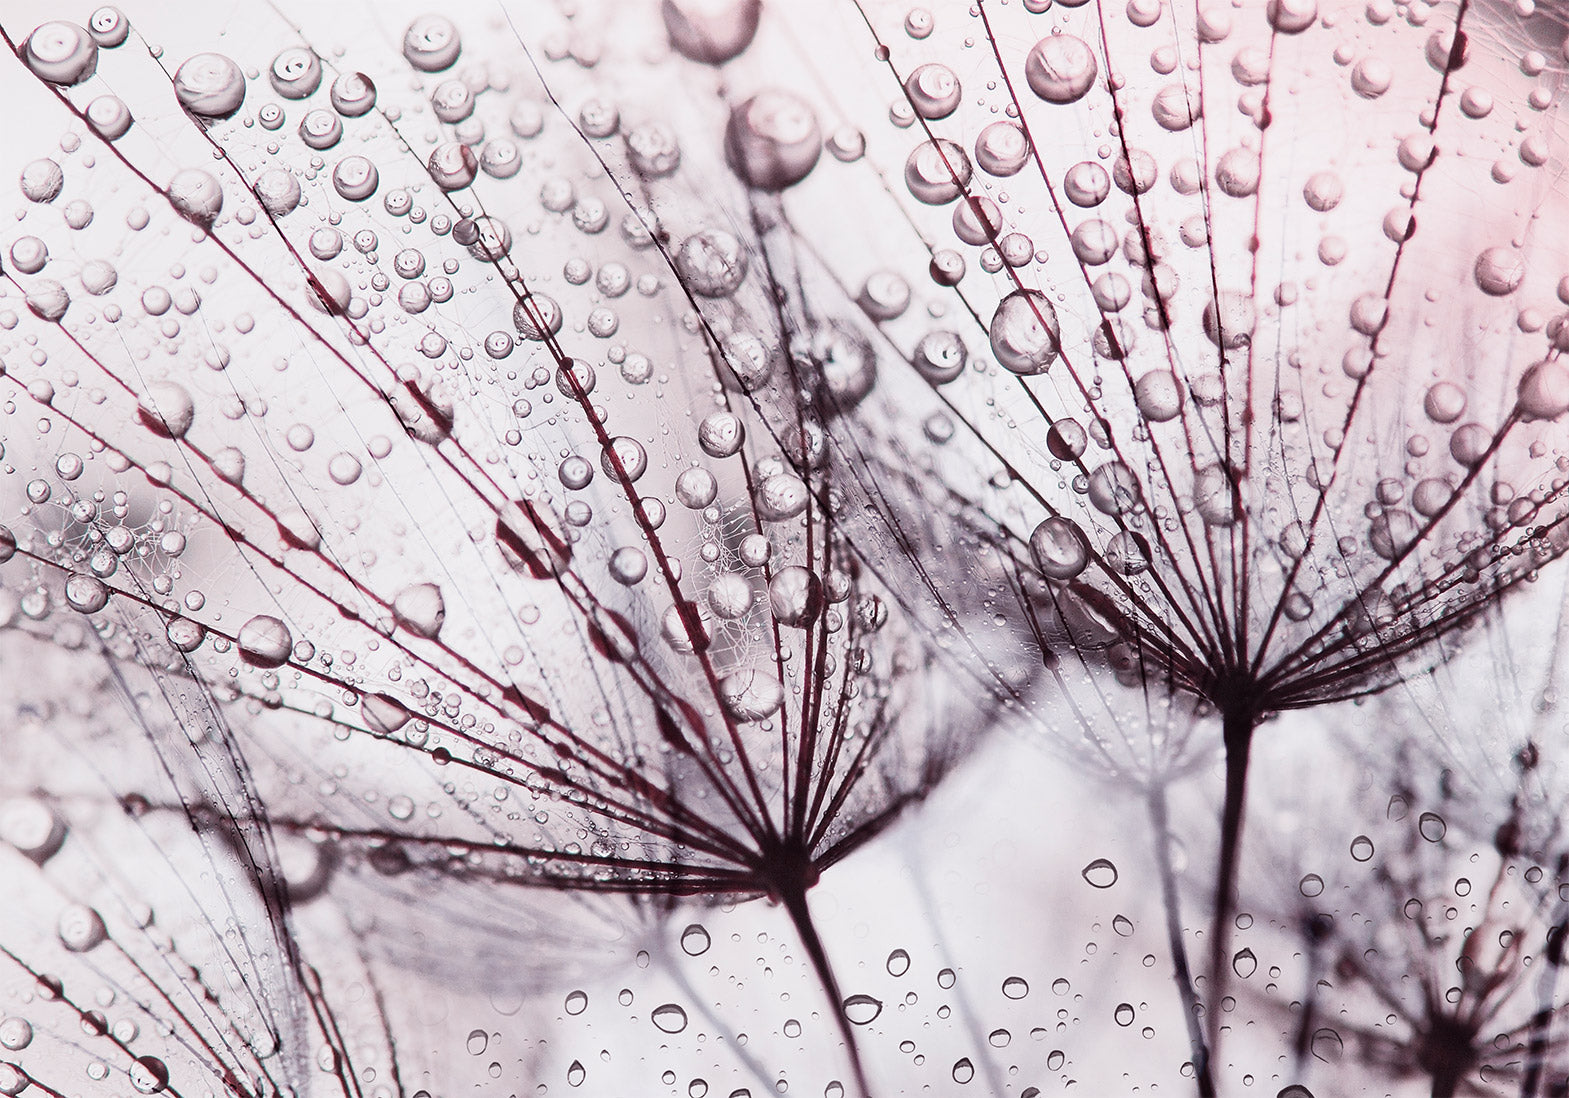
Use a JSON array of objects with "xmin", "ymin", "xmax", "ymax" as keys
[
  {"xmin": 651, "ymin": 1, "xmax": 1569, "ymax": 1087},
  {"xmin": 0, "ymin": 4, "xmax": 1007, "ymax": 1093}
]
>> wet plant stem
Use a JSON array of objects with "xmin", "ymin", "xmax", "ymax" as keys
[
  {"xmin": 778, "ymin": 885, "xmax": 873, "ymax": 1098},
  {"xmin": 1147, "ymin": 784, "xmax": 1216, "ymax": 1098},
  {"xmin": 1206, "ymin": 702, "xmax": 1259, "ymax": 1070},
  {"xmin": 1521, "ymin": 908, "xmax": 1569, "ymax": 1097}
]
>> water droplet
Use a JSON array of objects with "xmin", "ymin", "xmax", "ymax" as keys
[
  {"xmin": 1082, "ymin": 858, "xmax": 1118, "ymax": 888},
  {"xmin": 725, "ymin": 92, "xmax": 821, "ymax": 190},
  {"xmin": 173, "ymin": 53, "xmax": 246, "ymax": 118},
  {"xmin": 23, "ymin": 22, "xmax": 98, "ymax": 85},
  {"xmin": 403, "ymin": 14, "xmax": 461, "ymax": 72},
  {"xmin": 1024, "ymin": 35, "xmax": 1098, "ymax": 104},
  {"xmin": 393, "ymin": 583, "xmax": 446, "ymax": 639},
  {"xmin": 651, "ymin": 1003, "xmax": 688, "ymax": 1034},
  {"xmin": 841, "ymin": 994, "xmax": 882, "ymax": 1025},
  {"xmin": 680, "ymin": 924, "xmax": 711, "ymax": 956},
  {"xmin": 1232, "ymin": 947, "xmax": 1257, "ymax": 978},
  {"xmin": 238, "ymin": 615, "xmax": 293, "ymax": 669},
  {"xmin": 990, "ymin": 289, "xmax": 1060, "ymax": 374}
]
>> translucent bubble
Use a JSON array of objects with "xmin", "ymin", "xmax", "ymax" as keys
[
  {"xmin": 1302, "ymin": 171, "xmax": 1344, "ymax": 211},
  {"xmin": 725, "ymin": 92, "xmax": 821, "ymax": 190},
  {"xmin": 857, "ymin": 271, "xmax": 911, "ymax": 320},
  {"xmin": 1133, "ymin": 371, "xmax": 1184, "ymax": 422},
  {"xmin": 480, "ymin": 139, "xmax": 522, "ymax": 179},
  {"xmin": 238, "ymin": 615, "xmax": 293, "ymax": 668},
  {"xmin": 1030, "ymin": 517, "xmax": 1090, "ymax": 580},
  {"xmin": 1025, "ymin": 35, "xmax": 1098, "ymax": 103},
  {"xmin": 651, "ymin": 1003, "xmax": 689, "ymax": 1033},
  {"xmin": 1202, "ymin": 291, "xmax": 1257, "ymax": 348},
  {"xmin": 23, "ymin": 280, "xmax": 69, "ymax": 322},
  {"xmin": 64, "ymin": 574, "xmax": 110, "ymax": 614},
  {"xmin": 989, "ymin": 289, "xmax": 1060, "ymax": 374},
  {"xmin": 332, "ymin": 156, "xmax": 379, "ymax": 201},
  {"xmin": 842, "ymin": 995, "xmax": 883, "ymax": 1025},
  {"xmin": 1350, "ymin": 57, "xmax": 1391, "ymax": 98},
  {"xmin": 23, "ymin": 22, "xmax": 98, "ymax": 85},
  {"xmin": 699, "ymin": 412, "xmax": 745, "ymax": 457},
  {"xmin": 459, "ymin": 215, "xmax": 512, "ymax": 260},
  {"xmin": 601, "ymin": 436, "xmax": 649, "ymax": 481},
  {"xmin": 0, "ymin": 800, "xmax": 65, "ymax": 864},
  {"xmin": 174, "ymin": 53, "xmax": 246, "ymax": 118},
  {"xmin": 609, "ymin": 547, "xmax": 648, "ymax": 586},
  {"xmin": 85, "ymin": 95, "xmax": 133, "ymax": 140},
  {"xmin": 1070, "ymin": 219, "xmax": 1119, "ymax": 265},
  {"xmin": 1518, "ymin": 361, "xmax": 1569, "ymax": 420},
  {"xmin": 1423, "ymin": 381, "xmax": 1467, "ymax": 424},
  {"xmin": 57, "ymin": 903, "xmax": 107, "ymax": 951},
  {"xmin": 253, "ymin": 168, "xmax": 302, "ymax": 217},
  {"xmin": 393, "ymin": 583, "xmax": 445, "ymax": 639},
  {"xmin": 166, "ymin": 617, "xmax": 206, "ymax": 652},
  {"xmin": 675, "ymin": 229, "xmax": 748, "ymax": 297},
  {"xmin": 20, "ymin": 159, "xmax": 64, "ymax": 204},
  {"xmin": 814, "ymin": 320, "xmax": 876, "ymax": 411},
  {"xmin": 769, "ymin": 567, "xmax": 823, "ymax": 626},
  {"xmin": 662, "ymin": 0, "xmax": 762, "ymax": 63},
  {"xmin": 1152, "ymin": 82, "xmax": 1201, "ymax": 130},
  {"xmin": 1047, "ymin": 419, "xmax": 1087, "ymax": 460},
  {"xmin": 63, "ymin": 199, "xmax": 93, "ymax": 229},
  {"xmin": 1474, "ymin": 246, "xmax": 1525, "ymax": 296},
  {"xmin": 9, "ymin": 237, "xmax": 47, "ymax": 276},
  {"xmin": 404, "ymin": 15, "xmax": 461, "ymax": 72},
  {"xmin": 87, "ymin": 7, "xmax": 129, "ymax": 48},
  {"xmin": 330, "ymin": 71, "xmax": 378, "ymax": 117},
  {"xmin": 680, "ymin": 924, "xmax": 711, "ymax": 956},
  {"xmin": 905, "ymin": 138, "xmax": 972, "ymax": 204},
  {"xmin": 269, "ymin": 47, "xmax": 322, "ymax": 99},
  {"xmin": 1105, "ymin": 530, "xmax": 1151, "ymax": 575},
  {"xmin": 905, "ymin": 63, "xmax": 961, "ymax": 119},
  {"xmin": 167, "ymin": 168, "xmax": 224, "ymax": 226},
  {"xmin": 756, "ymin": 473, "xmax": 808, "ymax": 520},
  {"xmin": 1110, "ymin": 149, "xmax": 1161, "ymax": 193},
  {"xmin": 708, "ymin": 574, "xmax": 753, "ymax": 619},
  {"xmin": 975, "ymin": 121, "xmax": 1030, "ymax": 176},
  {"xmin": 138, "ymin": 380, "xmax": 195, "ymax": 438},
  {"xmin": 129, "ymin": 1056, "xmax": 168, "ymax": 1095},
  {"xmin": 675, "ymin": 467, "xmax": 718, "ymax": 508},
  {"xmin": 1214, "ymin": 147, "xmax": 1260, "ymax": 197},
  {"xmin": 1193, "ymin": 464, "xmax": 1237, "ymax": 526},
  {"xmin": 428, "ymin": 142, "xmax": 478, "ymax": 190},
  {"xmin": 1083, "ymin": 859, "xmax": 1118, "ymax": 888},
  {"xmin": 296, "ymin": 108, "xmax": 343, "ymax": 150},
  {"xmin": 431, "ymin": 78, "xmax": 474, "ymax": 123},
  {"xmin": 1088, "ymin": 463, "xmax": 1142, "ymax": 515},
  {"xmin": 1064, "ymin": 161, "xmax": 1110, "ymax": 207},
  {"xmin": 0, "ymin": 1064, "xmax": 28, "ymax": 1097},
  {"xmin": 913, "ymin": 330, "xmax": 967, "ymax": 384},
  {"xmin": 1266, "ymin": 0, "xmax": 1317, "ymax": 33},
  {"xmin": 0, "ymin": 1019, "xmax": 33, "ymax": 1052}
]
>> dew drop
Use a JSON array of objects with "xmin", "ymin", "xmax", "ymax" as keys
[
  {"xmin": 173, "ymin": 53, "xmax": 246, "ymax": 119},
  {"xmin": 841, "ymin": 995, "xmax": 883, "ymax": 1025},
  {"xmin": 651, "ymin": 1003, "xmax": 688, "ymax": 1034},
  {"xmin": 23, "ymin": 22, "xmax": 98, "ymax": 85},
  {"xmin": 680, "ymin": 924, "xmax": 711, "ymax": 956},
  {"xmin": 1082, "ymin": 858, "xmax": 1118, "ymax": 888},
  {"xmin": 238, "ymin": 615, "xmax": 293, "ymax": 669}
]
